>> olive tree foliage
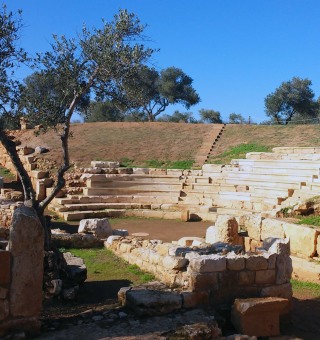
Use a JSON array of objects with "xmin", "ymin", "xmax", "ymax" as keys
[
  {"xmin": 84, "ymin": 101, "xmax": 123, "ymax": 122},
  {"xmin": 199, "ymin": 109, "xmax": 223, "ymax": 124},
  {"xmin": 157, "ymin": 110, "xmax": 196, "ymax": 123},
  {"xmin": 1, "ymin": 8, "xmax": 154, "ymax": 221},
  {"xmin": 121, "ymin": 66, "xmax": 200, "ymax": 121},
  {"xmin": 264, "ymin": 77, "xmax": 318, "ymax": 125},
  {"xmin": 228, "ymin": 113, "xmax": 246, "ymax": 124}
]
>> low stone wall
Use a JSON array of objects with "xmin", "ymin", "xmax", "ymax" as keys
[
  {"xmin": 244, "ymin": 214, "xmax": 320, "ymax": 259},
  {"xmin": 0, "ymin": 206, "xmax": 44, "ymax": 337},
  {"xmin": 105, "ymin": 235, "xmax": 292, "ymax": 307},
  {"xmin": 0, "ymin": 201, "xmax": 21, "ymax": 233}
]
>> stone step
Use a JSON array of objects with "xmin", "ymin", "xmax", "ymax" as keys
[
  {"xmin": 55, "ymin": 202, "xmax": 153, "ymax": 212},
  {"xmin": 61, "ymin": 209, "xmax": 184, "ymax": 221},
  {"xmin": 220, "ymin": 170, "xmax": 315, "ymax": 183},
  {"xmin": 55, "ymin": 194, "xmax": 180, "ymax": 205},
  {"xmin": 238, "ymin": 165, "xmax": 320, "ymax": 176},
  {"xmin": 87, "ymin": 180, "xmax": 183, "ymax": 190},
  {"xmin": 231, "ymin": 158, "xmax": 320, "ymax": 170},
  {"xmin": 87, "ymin": 174, "xmax": 183, "ymax": 183},
  {"xmin": 272, "ymin": 147, "xmax": 320, "ymax": 154},
  {"xmin": 214, "ymin": 199, "xmax": 277, "ymax": 211},
  {"xmin": 83, "ymin": 187, "xmax": 182, "ymax": 196},
  {"xmin": 217, "ymin": 177, "xmax": 303, "ymax": 190}
]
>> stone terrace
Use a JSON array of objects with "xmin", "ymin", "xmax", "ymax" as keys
[{"xmin": 50, "ymin": 147, "xmax": 320, "ymax": 224}]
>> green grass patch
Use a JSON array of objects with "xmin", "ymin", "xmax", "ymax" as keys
[
  {"xmin": 291, "ymin": 279, "xmax": 320, "ymax": 298},
  {"xmin": 120, "ymin": 158, "xmax": 194, "ymax": 169},
  {"xmin": 208, "ymin": 143, "xmax": 272, "ymax": 164},
  {"xmin": 0, "ymin": 166, "xmax": 15, "ymax": 180},
  {"xmin": 296, "ymin": 215, "xmax": 320, "ymax": 227},
  {"xmin": 67, "ymin": 248, "xmax": 155, "ymax": 284}
]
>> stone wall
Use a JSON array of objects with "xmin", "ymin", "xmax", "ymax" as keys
[
  {"xmin": 105, "ymin": 235, "xmax": 292, "ymax": 307},
  {"xmin": 0, "ymin": 206, "xmax": 44, "ymax": 337}
]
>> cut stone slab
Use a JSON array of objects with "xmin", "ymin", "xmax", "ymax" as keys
[
  {"xmin": 119, "ymin": 281, "xmax": 182, "ymax": 316},
  {"xmin": 78, "ymin": 218, "xmax": 112, "ymax": 238},
  {"xmin": 231, "ymin": 297, "xmax": 289, "ymax": 337}
]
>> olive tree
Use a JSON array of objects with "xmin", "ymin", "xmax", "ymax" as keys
[
  {"xmin": 1, "ymin": 7, "xmax": 153, "ymax": 233},
  {"xmin": 264, "ymin": 77, "xmax": 318, "ymax": 125}
]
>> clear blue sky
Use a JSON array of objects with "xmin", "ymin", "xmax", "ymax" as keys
[{"xmin": 6, "ymin": 0, "xmax": 320, "ymax": 123}]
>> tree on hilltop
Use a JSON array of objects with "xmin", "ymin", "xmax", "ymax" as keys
[
  {"xmin": 264, "ymin": 77, "xmax": 318, "ymax": 125},
  {"xmin": 157, "ymin": 110, "xmax": 196, "ymax": 123},
  {"xmin": 121, "ymin": 66, "xmax": 200, "ymax": 121},
  {"xmin": 228, "ymin": 113, "xmax": 246, "ymax": 124},
  {"xmin": 199, "ymin": 109, "xmax": 223, "ymax": 123}
]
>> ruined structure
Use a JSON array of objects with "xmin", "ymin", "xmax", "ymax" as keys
[{"xmin": 0, "ymin": 206, "xmax": 44, "ymax": 336}]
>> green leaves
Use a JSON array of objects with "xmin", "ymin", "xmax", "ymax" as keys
[{"xmin": 264, "ymin": 77, "xmax": 318, "ymax": 125}]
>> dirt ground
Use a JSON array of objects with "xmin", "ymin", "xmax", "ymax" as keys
[{"xmin": 44, "ymin": 218, "xmax": 320, "ymax": 340}]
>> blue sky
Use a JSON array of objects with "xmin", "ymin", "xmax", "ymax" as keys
[{"xmin": 6, "ymin": 0, "xmax": 320, "ymax": 123}]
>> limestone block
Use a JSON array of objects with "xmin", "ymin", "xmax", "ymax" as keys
[
  {"xmin": 91, "ymin": 161, "xmax": 120, "ymax": 168},
  {"xmin": 125, "ymin": 288, "xmax": 182, "ymax": 316},
  {"xmin": 238, "ymin": 271, "xmax": 255, "ymax": 286},
  {"xmin": 0, "ymin": 251, "xmax": 11, "ymax": 285},
  {"xmin": 246, "ymin": 255, "xmax": 268, "ymax": 270},
  {"xmin": 166, "ymin": 169, "xmax": 183, "ymax": 176},
  {"xmin": 155, "ymin": 243, "xmax": 173, "ymax": 256},
  {"xmin": 162, "ymin": 255, "xmax": 188, "ymax": 270},
  {"xmin": 149, "ymin": 251, "xmax": 161, "ymax": 266},
  {"xmin": 265, "ymin": 238, "xmax": 292, "ymax": 284},
  {"xmin": 104, "ymin": 235, "xmax": 121, "ymax": 247},
  {"xmin": 206, "ymin": 215, "xmax": 241, "ymax": 245},
  {"xmin": 185, "ymin": 251, "xmax": 201, "ymax": 261},
  {"xmin": 189, "ymin": 272, "xmax": 218, "ymax": 291},
  {"xmin": 291, "ymin": 255, "xmax": 320, "ymax": 283},
  {"xmin": 255, "ymin": 269, "xmax": 276, "ymax": 284},
  {"xmin": 132, "ymin": 168, "xmax": 149, "ymax": 174},
  {"xmin": 244, "ymin": 214, "xmax": 263, "ymax": 241},
  {"xmin": 119, "ymin": 243, "xmax": 134, "ymax": 253},
  {"xmin": 181, "ymin": 291, "xmax": 210, "ymax": 308},
  {"xmin": 202, "ymin": 164, "xmax": 223, "ymax": 172},
  {"xmin": 177, "ymin": 237, "xmax": 205, "ymax": 247},
  {"xmin": 226, "ymin": 254, "xmax": 245, "ymax": 271},
  {"xmin": 31, "ymin": 170, "xmax": 48, "ymax": 179},
  {"xmin": 8, "ymin": 206, "xmax": 44, "ymax": 318},
  {"xmin": 260, "ymin": 283, "xmax": 293, "ymax": 300},
  {"xmin": 63, "ymin": 252, "xmax": 87, "ymax": 285},
  {"xmin": 189, "ymin": 255, "xmax": 226, "ymax": 273},
  {"xmin": 231, "ymin": 297, "xmax": 289, "ymax": 337},
  {"xmin": 283, "ymin": 222, "xmax": 318, "ymax": 258},
  {"xmin": 261, "ymin": 218, "xmax": 285, "ymax": 240},
  {"xmin": 149, "ymin": 168, "xmax": 167, "ymax": 175},
  {"xmin": 78, "ymin": 218, "xmax": 112, "ymax": 238}
]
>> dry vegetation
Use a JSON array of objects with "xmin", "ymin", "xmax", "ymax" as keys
[{"xmin": 12, "ymin": 122, "xmax": 320, "ymax": 168}]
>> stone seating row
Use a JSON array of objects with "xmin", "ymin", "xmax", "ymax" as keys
[{"xmin": 50, "ymin": 148, "xmax": 320, "ymax": 222}]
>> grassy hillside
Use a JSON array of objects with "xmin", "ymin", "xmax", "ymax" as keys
[{"xmin": 12, "ymin": 122, "xmax": 320, "ymax": 169}]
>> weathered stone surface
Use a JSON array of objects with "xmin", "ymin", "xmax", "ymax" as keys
[
  {"xmin": 162, "ymin": 255, "xmax": 188, "ymax": 270},
  {"xmin": 0, "ymin": 299, "xmax": 9, "ymax": 320},
  {"xmin": 63, "ymin": 252, "xmax": 87, "ymax": 285},
  {"xmin": 283, "ymin": 222, "xmax": 318, "ymax": 258},
  {"xmin": 181, "ymin": 291, "xmax": 210, "ymax": 308},
  {"xmin": 177, "ymin": 236, "xmax": 205, "ymax": 247},
  {"xmin": 267, "ymin": 238, "xmax": 292, "ymax": 284},
  {"xmin": 291, "ymin": 255, "xmax": 320, "ymax": 283},
  {"xmin": 189, "ymin": 255, "xmax": 226, "ymax": 273},
  {"xmin": 8, "ymin": 206, "xmax": 44, "ymax": 317},
  {"xmin": 231, "ymin": 297, "xmax": 289, "ymax": 337},
  {"xmin": 78, "ymin": 218, "xmax": 112, "ymax": 238},
  {"xmin": 238, "ymin": 271, "xmax": 255, "ymax": 286},
  {"xmin": 104, "ymin": 235, "xmax": 121, "ymax": 246},
  {"xmin": 155, "ymin": 243, "xmax": 173, "ymax": 256},
  {"xmin": 260, "ymin": 283, "xmax": 293, "ymax": 300},
  {"xmin": 261, "ymin": 218, "xmax": 285, "ymax": 240},
  {"xmin": 125, "ymin": 288, "xmax": 182, "ymax": 316},
  {"xmin": 255, "ymin": 269, "xmax": 276, "ymax": 284},
  {"xmin": 52, "ymin": 232, "xmax": 103, "ymax": 248},
  {"xmin": 244, "ymin": 214, "xmax": 263, "ymax": 241},
  {"xmin": 0, "ymin": 251, "xmax": 10, "ymax": 285},
  {"xmin": 226, "ymin": 254, "xmax": 245, "ymax": 271},
  {"xmin": 206, "ymin": 215, "xmax": 241, "ymax": 245},
  {"xmin": 189, "ymin": 272, "xmax": 218, "ymax": 291},
  {"xmin": 245, "ymin": 255, "xmax": 268, "ymax": 270}
]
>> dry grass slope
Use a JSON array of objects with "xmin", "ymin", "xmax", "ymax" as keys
[{"xmin": 12, "ymin": 122, "xmax": 320, "ymax": 168}]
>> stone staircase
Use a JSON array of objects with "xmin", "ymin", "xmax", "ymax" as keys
[{"xmin": 49, "ymin": 147, "xmax": 320, "ymax": 223}]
